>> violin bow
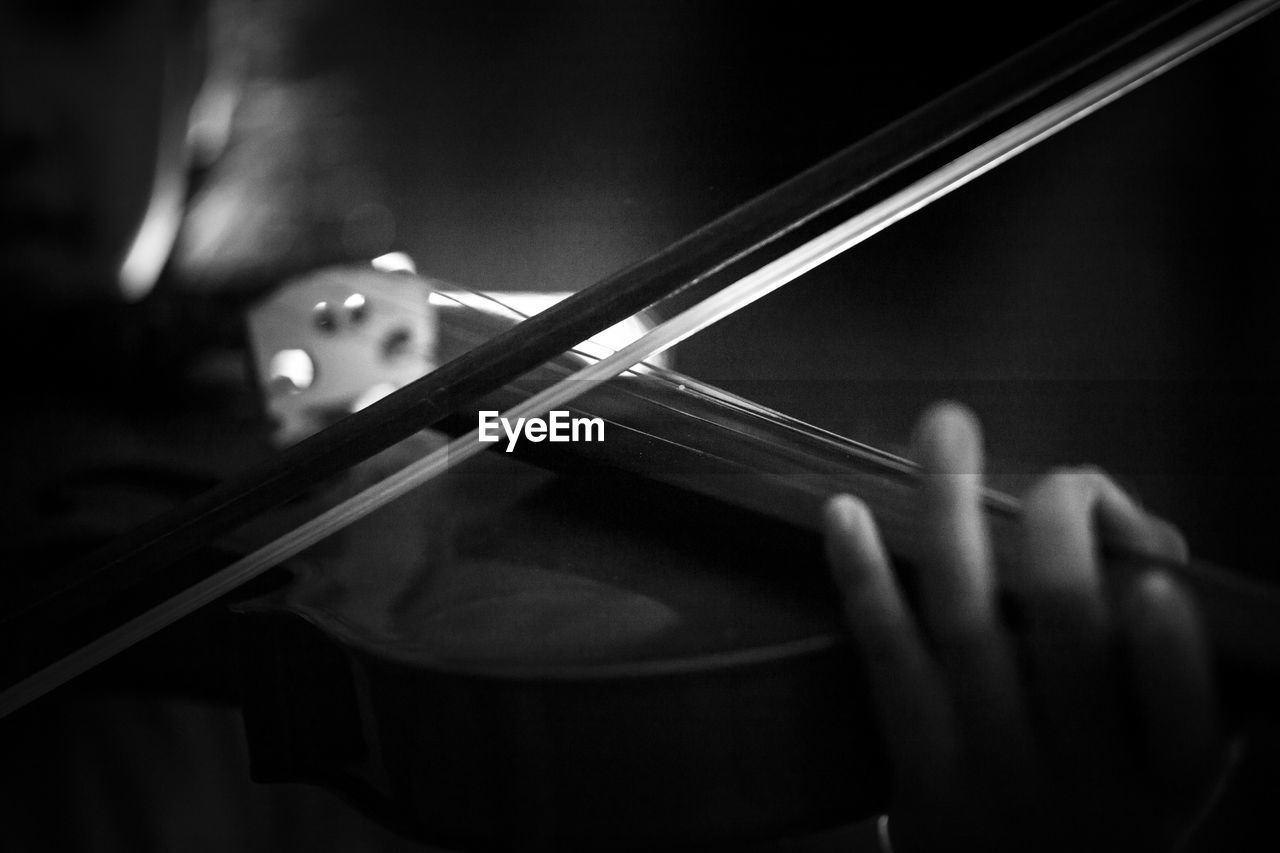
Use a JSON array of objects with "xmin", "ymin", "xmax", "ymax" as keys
[{"xmin": 2, "ymin": 0, "xmax": 1276, "ymax": 717}]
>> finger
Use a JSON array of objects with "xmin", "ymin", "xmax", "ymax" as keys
[
  {"xmin": 1124, "ymin": 571, "xmax": 1222, "ymax": 804},
  {"xmin": 1018, "ymin": 468, "xmax": 1129, "ymax": 779},
  {"xmin": 910, "ymin": 402, "xmax": 997, "ymax": 638},
  {"xmin": 824, "ymin": 494, "xmax": 953, "ymax": 787},
  {"xmin": 908, "ymin": 404, "xmax": 1027, "ymax": 762},
  {"xmin": 1093, "ymin": 478, "xmax": 1189, "ymax": 566}
]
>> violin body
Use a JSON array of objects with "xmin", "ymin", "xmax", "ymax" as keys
[
  {"xmin": 232, "ymin": 292, "xmax": 893, "ymax": 847},
  {"xmin": 233, "ymin": 454, "xmax": 878, "ymax": 849},
  {"xmin": 227, "ymin": 276, "xmax": 1280, "ymax": 849}
]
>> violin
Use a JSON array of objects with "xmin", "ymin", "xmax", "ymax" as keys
[
  {"xmin": 232, "ymin": 283, "xmax": 1280, "ymax": 849},
  {"xmin": 4, "ymin": 0, "xmax": 1280, "ymax": 848}
]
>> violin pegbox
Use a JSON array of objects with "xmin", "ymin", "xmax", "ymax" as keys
[{"xmin": 247, "ymin": 265, "xmax": 438, "ymax": 446}]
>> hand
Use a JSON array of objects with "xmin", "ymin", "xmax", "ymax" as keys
[{"xmin": 823, "ymin": 403, "xmax": 1229, "ymax": 852}]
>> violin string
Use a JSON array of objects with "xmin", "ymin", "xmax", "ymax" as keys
[{"xmin": 2, "ymin": 0, "xmax": 1274, "ymax": 718}]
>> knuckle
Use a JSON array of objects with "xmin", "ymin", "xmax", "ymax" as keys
[{"xmin": 1073, "ymin": 464, "xmax": 1113, "ymax": 489}]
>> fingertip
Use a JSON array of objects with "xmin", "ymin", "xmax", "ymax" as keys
[
  {"xmin": 1139, "ymin": 569, "xmax": 1178, "ymax": 599},
  {"xmin": 1129, "ymin": 570, "xmax": 1197, "ymax": 635},
  {"xmin": 825, "ymin": 492, "xmax": 895, "ymax": 589},
  {"xmin": 824, "ymin": 493, "xmax": 866, "ymax": 529},
  {"xmin": 826, "ymin": 493, "xmax": 877, "ymax": 540},
  {"xmin": 1081, "ymin": 472, "xmax": 1190, "ymax": 566},
  {"xmin": 824, "ymin": 494, "xmax": 875, "ymax": 563},
  {"xmin": 911, "ymin": 401, "xmax": 983, "ymax": 476},
  {"xmin": 912, "ymin": 401, "xmax": 976, "ymax": 445},
  {"xmin": 1150, "ymin": 518, "xmax": 1190, "ymax": 565},
  {"xmin": 1124, "ymin": 569, "xmax": 1213, "ymax": 706}
]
